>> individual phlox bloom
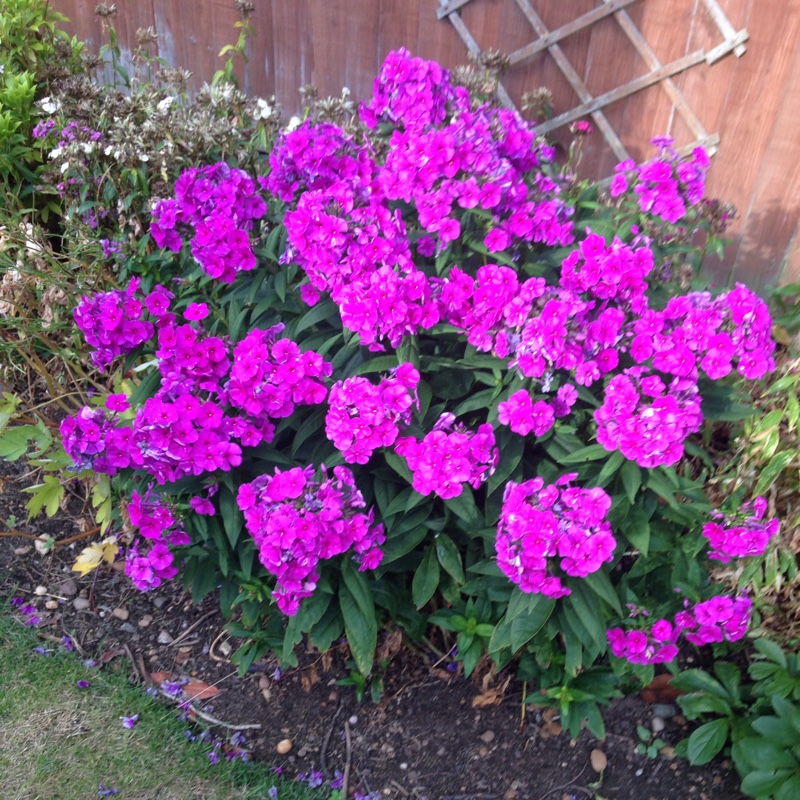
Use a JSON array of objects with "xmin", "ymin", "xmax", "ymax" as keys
[
  {"xmin": 325, "ymin": 363, "xmax": 420, "ymax": 463},
  {"xmin": 394, "ymin": 416, "xmax": 497, "ymax": 499},
  {"xmin": 237, "ymin": 466, "xmax": 385, "ymax": 615},
  {"xmin": 497, "ymin": 390, "xmax": 555, "ymax": 437}
]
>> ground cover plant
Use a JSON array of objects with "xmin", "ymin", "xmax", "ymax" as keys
[{"xmin": 1, "ymin": 5, "xmax": 798, "ymax": 798}]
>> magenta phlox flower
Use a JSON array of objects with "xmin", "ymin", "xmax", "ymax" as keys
[
  {"xmin": 702, "ymin": 496, "xmax": 779, "ymax": 563},
  {"xmin": 395, "ymin": 415, "xmax": 498, "ymax": 499},
  {"xmin": 74, "ymin": 278, "xmax": 155, "ymax": 371},
  {"xmin": 674, "ymin": 593, "xmax": 752, "ymax": 646},
  {"xmin": 238, "ymin": 465, "xmax": 385, "ymax": 615},
  {"xmin": 607, "ymin": 618, "xmax": 679, "ymax": 665},
  {"xmin": 226, "ymin": 325, "xmax": 331, "ymax": 437},
  {"xmin": 496, "ymin": 476, "xmax": 616, "ymax": 597},
  {"xmin": 326, "ymin": 363, "xmax": 420, "ymax": 463},
  {"xmin": 595, "ymin": 367, "xmax": 702, "ymax": 468}
]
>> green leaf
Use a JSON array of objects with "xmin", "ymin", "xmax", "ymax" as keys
[
  {"xmin": 219, "ymin": 484, "xmax": 243, "ymax": 549},
  {"xmin": 558, "ymin": 444, "xmax": 610, "ymax": 465},
  {"xmin": 435, "ymin": 534, "xmax": 465, "ymax": 583},
  {"xmin": 753, "ymin": 638, "xmax": 789, "ymax": 669},
  {"xmin": 740, "ymin": 770, "xmax": 795, "ymax": 799},
  {"xmin": 509, "ymin": 595, "xmax": 556, "ymax": 652},
  {"xmin": 686, "ymin": 718, "xmax": 730, "ymax": 765},
  {"xmin": 412, "ymin": 546, "xmax": 440, "ymax": 609},
  {"xmin": 384, "ymin": 451, "xmax": 414, "ymax": 484},
  {"xmin": 582, "ymin": 568, "xmax": 623, "ymax": 616},
  {"xmin": 620, "ymin": 460, "xmax": 641, "ymax": 503},
  {"xmin": 22, "ymin": 475, "xmax": 63, "ymax": 519},
  {"xmin": 445, "ymin": 487, "xmax": 479, "ymax": 524},
  {"xmin": 620, "ymin": 505, "xmax": 650, "ymax": 556},
  {"xmin": 754, "ymin": 451, "xmax": 795, "ymax": 497},
  {"xmin": 673, "ymin": 669, "xmax": 731, "ymax": 701},
  {"xmin": 486, "ymin": 431, "xmax": 525, "ymax": 496},
  {"xmin": 776, "ymin": 773, "xmax": 800, "ymax": 800},
  {"xmin": 294, "ymin": 299, "xmax": 339, "ymax": 335},
  {"xmin": 190, "ymin": 558, "xmax": 220, "ymax": 604},
  {"xmin": 596, "ymin": 450, "xmax": 625, "ymax": 486},
  {"xmin": 354, "ymin": 355, "xmax": 400, "ymax": 375},
  {"xmin": 282, "ymin": 589, "xmax": 332, "ymax": 664},
  {"xmin": 340, "ymin": 570, "xmax": 377, "ymax": 676}
]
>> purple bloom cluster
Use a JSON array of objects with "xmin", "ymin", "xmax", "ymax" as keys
[
  {"xmin": 496, "ymin": 474, "xmax": 616, "ymax": 598},
  {"xmin": 676, "ymin": 593, "xmax": 752, "ymax": 646},
  {"xmin": 607, "ymin": 618, "xmax": 679, "ymax": 665},
  {"xmin": 498, "ymin": 385, "xmax": 576, "ymax": 437},
  {"xmin": 227, "ymin": 324, "xmax": 331, "ymax": 439},
  {"xmin": 126, "ymin": 490, "xmax": 189, "ymax": 591},
  {"xmin": 237, "ymin": 465, "xmax": 385, "ymax": 615},
  {"xmin": 595, "ymin": 368, "xmax": 703, "ymax": 468},
  {"xmin": 702, "ymin": 496, "xmax": 780, "ymax": 563},
  {"xmin": 610, "ymin": 137, "xmax": 710, "ymax": 224},
  {"xmin": 608, "ymin": 592, "xmax": 752, "ymax": 664},
  {"xmin": 395, "ymin": 414, "xmax": 497, "ymax": 499},
  {"xmin": 73, "ymin": 278, "xmax": 155, "ymax": 371},
  {"xmin": 151, "ymin": 162, "xmax": 267, "ymax": 282},
  {"xmin": 325, "ymin": 363, "xmax": 420, "ymax": 464}
]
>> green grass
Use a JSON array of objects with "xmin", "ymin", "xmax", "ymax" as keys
[{"xmin": 0, "ymin": 604, "xmax": 326, "ymax": 800}]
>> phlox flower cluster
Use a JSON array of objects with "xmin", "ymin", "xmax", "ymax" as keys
[
  {"xmin": 155, "ymin": 316, "xmax": 230, "ymax": 398},
  {"xmin": 610, "ymin": 136, "xmax": 710, "ymax": 224},
  {"xmin": 394, "ymin": 414, "xmax": 498, "ymax": 499},
  {"xmin": 702, "ymin": 496, "xmax": 780, "ymax": 563},
  {"xmin": 608, "ymin": 592, "xmax": 753, "ymax": 665},
  {"xmin": 497, "ymin": 385, "xmax": 577, "ymax": 437},
  {"xmin": 496, "ymin": 474, "xmax": 616, "ymax": 598},
  {"xmin": 61, "ymin": 405, "xmax": 120, "ymax": 472},
  {"xmin": 675, "ymin": 593, "xmax": 752, "ymax": 646},
  {"xmin": 125, "ymin": 490, "xmax": 190, "ymax": 591},
  {"xmin": 595, "ymin": 367, "xmax": 702, "ymax": 468},
  {"xmin": 607, "ymin": 618, "xmax": 679, "ymax": 665},
  {"xmin": 237, "ymin": 465, "xmax": 385, "ymax": 615},
  {"xmin": 359, "ymin": 47, "xmax": 466, "ymax": 132},
  {"xmin": 267, "ymin": 121, "xmax": 374, "ymax": 203},
  {"xmin": 74, "ymin": 278, "xmax": 155, "ymax": 371},
  {"xmin": 631, "ymin": 283, "xmax": 776, "ymax": 382},
  {"xmin": 277, "ymin": 48, "xmax": 573, "ymax": 349},
  {"xmin": 226, "ymin": 324, "xmax": 331, "ymax": 440},
  {"xmin": 325, "ymin": 363, "xmax": 420, "ymax": 464},
  {"xmin": 151, "ymin": 162, "xmax": 267, "ymax": 282}
]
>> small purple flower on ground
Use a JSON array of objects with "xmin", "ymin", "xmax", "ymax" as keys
[
  {"xmin": 76, "ymin": 680, "xmax": 91, "ymax": 689},
  {"xmin": 268, "ymin": 787, "xmax": 278, "ymax": 800},
  {"xmin": 121, "ymin": 714, "xmax": 139, "ymax": 729},
  {"xmin": 97, "ymin": 784, "xmax": 119, "ymax": 796},
  {"xmin": 61, "ymin": 635, "xmax": 75, "ymax": 651}
]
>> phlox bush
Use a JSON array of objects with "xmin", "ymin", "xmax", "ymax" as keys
[{"xmin": 58, "ymin": 48, "xmax": 779, "ymax": 717}]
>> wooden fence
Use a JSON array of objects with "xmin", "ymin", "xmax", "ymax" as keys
[{"xmin": 53, "ymin": 0, "xmax": 800, "ymax": 293}]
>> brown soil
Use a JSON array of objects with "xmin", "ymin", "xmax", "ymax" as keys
[{"xmin": 0, "ymin": 459, "xmax": 745, "ymax": 800}]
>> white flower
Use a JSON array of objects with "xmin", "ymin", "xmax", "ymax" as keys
[
  {"xmin": 287, "ymin": 116, "xmax": 302, "ymax": 131},
  {"xmin": 39, "ymin": 96, "xmax": 61, "ymax": 114},
  {"xmin": 60, "ymin": 162, "xmax": 70, "ymax": 174},
  {"xmin": 157, "ymin": 96, "xmax": 174, "ymax": 113},
  {"xmin": 48, "ymin": 147, "xmax": 63, "ymax": 160},
  {"xmin": 81, "ymin": 143, "xmax": 94, "ymax": 155},
  {"xmin": 254, "ymin": 98, "xmax": 273, "ymax": 120}
]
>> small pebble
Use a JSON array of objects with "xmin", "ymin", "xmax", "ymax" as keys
[
  {"xmin": 635, "ymin": 768, "xmax": 644, "ymax": 777},
  {"xmin": 590, "ymin": 749, "xmax": 608, "ymax": 773},
  {"xmin": 59, "ymin": 578, "xmax": 78, "ymax": 596},
  {"xmin": 349, "ymin": 715, "xmax": 358, "ymax": 726},
  {"xmin": 399, "ymin": 762, "xmax": 408, "ymax": 770},
  {"xmin": 111, "ymin": 608, "xmax": 129, "ymax": 621},
  {"xmin": 34, "ymin": 586, "xmax": 48, "ymax": 596},
  {"xmin": 219, "ymin": 641, "xmax": 232, "ymax": 656},
  {"xmin": 153, "ymin": 596, "xmax": 166, "ymax": 609},
  {"xmin": 652, "ymin": 716, "xmax": 666, "ymax": 734},
  {"xmin": 73, "ymin": 598, "xmax": 90, "ymax": 611},
  {"xmin": 45, "ymin": 600, "xmax": 58, "ymax": 610},
  {"xmin": 479, "ymin": 730, "xmax": 496, "ymax": 744},
  {"xmin": 14, "ymin": 546, "xmax": 32, "ymax": 556},
  {"xmin": 120, "ymin": 623, "xmax": 137, "ymax": 634},
  {"xmin": 138, "ymin": 615, "xmax": 153, "ymax": 628},
  {"xmin": 276, "ymin": 738, "xmax": 293, "ymax": 755},
  {"xmin": 157, "ymin": 631, "xmax": 173, "ymax": 645}
]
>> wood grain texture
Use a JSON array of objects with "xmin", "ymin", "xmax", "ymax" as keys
[{"xmin": 46, "ymin": 0, "xmax": 800, "ymax": 290}]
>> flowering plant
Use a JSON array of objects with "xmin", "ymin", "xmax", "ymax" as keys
[{"xmin": 54, "ymin": 48, "xmax": 779, "ymax": 696}]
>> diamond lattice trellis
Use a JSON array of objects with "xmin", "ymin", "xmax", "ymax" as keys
[{"xmin": 438, "ymin": 0, "xmax": 748, "ymax": 163}]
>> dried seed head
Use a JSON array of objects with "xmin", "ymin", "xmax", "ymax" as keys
[
  {"xmin": 235, "ymin": 0, "xmax": 255, "ymax": 18},
  {"xmin": 136, "ymin": 27, "xmax": 158, "ymax": 47},
  {"xmin": 94, "ymin": 3, "xmax": 117, "ymax": 18}
]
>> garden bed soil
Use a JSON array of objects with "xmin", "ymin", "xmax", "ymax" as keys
[{"xmin": 0, "ymin": 460, "xmax": 744, "ymax": 800}]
